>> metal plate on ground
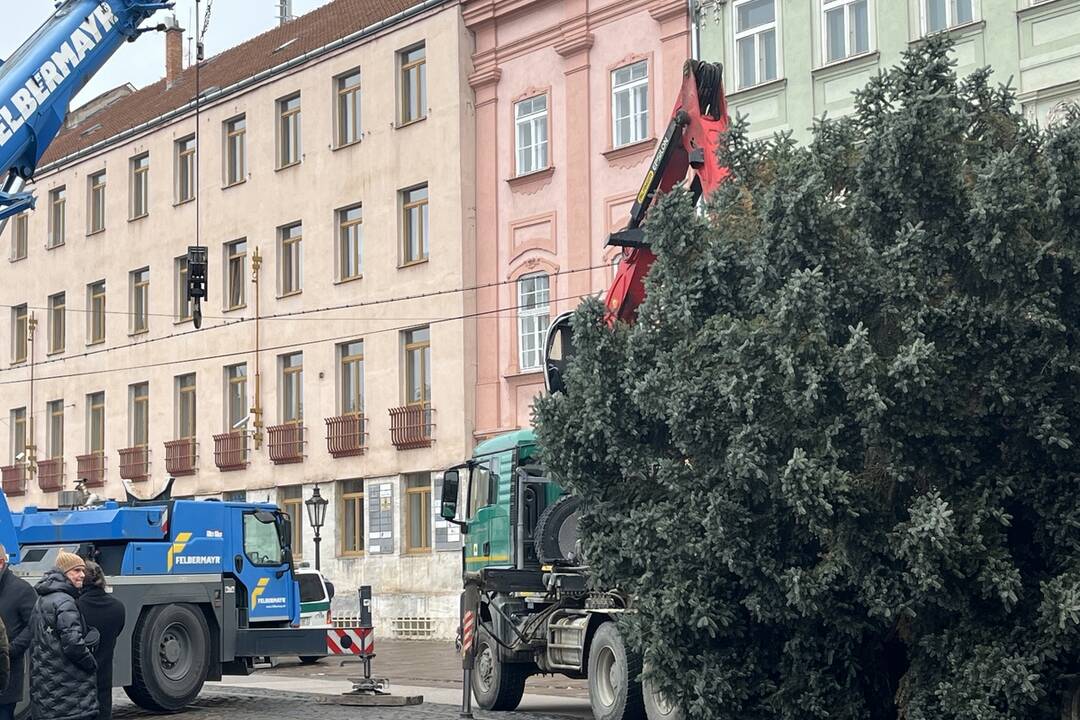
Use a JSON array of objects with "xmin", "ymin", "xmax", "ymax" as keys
[{"xmin": 315, "ymin": 694, "xmax": 424, "ymax": 707}]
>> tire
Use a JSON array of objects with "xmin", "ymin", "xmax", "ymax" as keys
[
  {"xmin": 299, "ymin": 656, "xmax": 323, "ymax": 665},
  {"xmin": 471, "ymin": 627, "xmax": 529, "ymax": 711},
  {"xmin": 535, "ymin": 494, "xmax": 582, "ymax": 565},
  {"xmin": 643, "ymin": 669, "xmax": 684, "ymax": 720},
  {"xmin": 588, "ymin": 622, "xmax": 645, "ymax": 720},
  {"xmin": 125, "ymin": 603, "xmax": 211, "ymax": 712}
]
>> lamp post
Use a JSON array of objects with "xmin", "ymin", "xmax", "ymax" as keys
[{"xmin": 305, "ymin": 485, "xmax": 328, "ymax": 571}]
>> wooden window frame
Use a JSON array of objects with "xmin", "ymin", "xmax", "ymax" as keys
[
  {"xmin": 87, "ymin": 392, "xmax": 105, "ymax": 454},
  {"xmin": 130, "ymin": 382, "xmax": 149, "ymax": 447},
  {"xmin": 225, "ymin": 363, "xmax": 248, "ymax": 431},
  {"xmin": 403, "ymin": 327, "xmax": 430, "ymax": 407},
  {"xmin": 337, "ymin": 205, "xmax": 363, "ymax": 281},
  {"xmin": 11, "ymin": 305, "xmax": 27, "ymax": 364},
  {"xmin": 88, "ymin": 171, "xmax": 106, "ymax": 235},
  {"xmin": 11, "ymin": 408, "xmax": 26, "ymax": 464},
  {"xmin": 48, "ymin": 186, "xmax": 66, "ymax": 248},
  {"xmin": 130, "ymin": 153, "xmax": 149, "ymax": 220},
  {"xmin": 47, "ymin": 399, "xmax": 64, "ymax": 459},
  {"xmin": 176, "ymin": 373, "xmax": 197, "ymax": 440},
  {"xmin": 279, "ymin": 223, "xmax": 303, "ymax": 296},
  {"xmin": 224, "ymin": 116, "xmax": 247, "ymax": 187},
  {"xmin": 404, "ymin": 474, "xmax": 432, "ymax": 553},
  {"xmin": 281, "ymin": 352, "xmax": 303, "ymax": 423},
  {"xmin": 281, "ymin": 489, "xmax": 304, "ymax": 558},
  {"xmin": 87, "ymin": 281, "xmax": 106, "ymax": 345},
  {"xmin": 10, "ymin": 213, "xmax": 27, "ymax": 262},
  {"xmin": 175, "ymin": 135, "xmax": 196, "ymax": 204},
  {"xmin": 340, "ymin": 480, "xmax": 365, "ymax": 556},
  {"xmin": 399, "ymin": 44, "xmax": 427, "ymax": 125},
  {"xmin": 130, "ymin": 267, "xmax": 150, "ymax": 335},
  {"xmin": 339, "ymin": 340, "xmax": 364, "ymax": 416},
  {"xmin": 335, "ymin": 69, "xmax": 362, "ymax": 147},
  {"xmin": 48, "ymin": 292, "xmax": 65, "ymax": 355},
  {"xmin": 225, "ymin": 239, "xmax": 247, "ymax": 310},
  {"xmin": 277, "ymin": 93, "xmax": 302, "ymax": 169},
  {"xmin": 401, "ymin": 185, "xmax": 429, "ymax": 266},
  {"xmin": 176, "ymin": 256, "xmax": 192, "ymax": 322}
]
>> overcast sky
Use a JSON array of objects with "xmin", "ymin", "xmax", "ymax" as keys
[{"xmin": 1, "ymin": 0, "xmax": 332, "ymax": 106}]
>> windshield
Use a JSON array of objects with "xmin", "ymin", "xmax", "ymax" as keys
[
  {"xmin": 243, "ymin": 512, "xmax": 284, "ymax": 566},
  {"xmin": 298, "ymin": 574, "xmax": 325, "ymax": 603}
]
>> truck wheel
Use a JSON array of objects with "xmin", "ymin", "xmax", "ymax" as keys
[
  {"xmin": 472, "ymin": 629, "xmax": 529, "ymax": 711},
  {"xmin": 125, "ymin": 603, "xmax": 211, "ymax": 712},
  {"xmin": 588, "ymin": 622, "xmax": 645, "ymax": 720},
  {"xmin": 643, "ymin": 670, "xmax": 684, "ymax": 720},
  {"xmin": 535, "ymin": 494, "xmax": 582, "ymax": 565}
]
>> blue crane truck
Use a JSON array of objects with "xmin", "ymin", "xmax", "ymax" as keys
[{"xmin": 2, "ymin": 484, "xmax": 347, "ymax": 714}]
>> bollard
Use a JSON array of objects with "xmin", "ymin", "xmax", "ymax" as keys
[{"xmin": 459, "ymin": 582, "xmax": 481, "ymax": 719}]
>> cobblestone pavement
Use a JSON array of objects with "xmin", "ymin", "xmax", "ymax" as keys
[{"xmin": 112, "ymin": 686, "xmax": 583, "ymax": 719}]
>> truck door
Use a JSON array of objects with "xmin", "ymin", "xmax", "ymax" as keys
[
  {"xmin": 466, "ymin": 459, "xmax": 508, "ymax": 569},
  {"xmin": 234, "ymin": 509, "xmax": 297, "ymax": 623}
]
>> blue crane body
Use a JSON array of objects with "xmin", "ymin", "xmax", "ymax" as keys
[{"xmin": 0, "ymin": 0, "xmax": 173, "ymax": 221}]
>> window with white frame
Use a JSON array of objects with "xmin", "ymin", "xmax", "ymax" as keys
[
  {"xmin": 923, "ymin": 0, "xmax": 976, "ymax": 34},
  {"xmin": 823, "ymin": 0, "xmax": 870, "ymax": 64},
  {"xmin": 517, "ymin": 273, "xmax": 550, "ymax": 371},
  {"xmin": 612, "ymin": 62, "xmax": 648, "ymax": 148},
  {"xmin": 515, "ymin": 95, "xmax": 549, "ymax": 175},
  {"xmin": 734, "ymin": 0, "xmax": 779, "ymax": 90}
]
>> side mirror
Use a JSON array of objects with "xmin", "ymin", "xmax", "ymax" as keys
[
  {"xmin": 440, "ymin": 470, "xmax": 460, "ymax": 521},
  {"xmin": 543, "ymin": 312, "xmax": 575, "ymax": 395}
]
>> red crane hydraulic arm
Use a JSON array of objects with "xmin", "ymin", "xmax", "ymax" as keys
[{"xmin": 543, "ymin": 59, "xmax": 730, "ymax": 394}]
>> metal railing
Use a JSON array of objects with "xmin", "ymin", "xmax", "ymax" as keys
[
  {"xmin": 38, "ymin": 458, "xmax": 64, "ymax": 492},
  {"xmin": 213, "ymin": 431, "xmax": 249, "ymax": 471},
  {"xmin": 76, "ymin": 452, "xmax": 106, "ymax": 487},
  {"xmin": 1, "ymin": 464, "xmax": 27, "ymax": 496},
  {"xmin": 118, "ymin": 446, "xmax": 151, "ymax": 481},
  {"xmin": 164, "ymin": 438, "xmax": 198, "ymax": 476},
  {"xmin": 325, "ymin": 414, "xmax": 368, "ymax": 458},
  {"xmin": 389, "ymin": 404, "xmax": 435, "ymax": 449},
  {"xmin": 268, "ymin": 423, "xmax": 306, "ymax": 464}
]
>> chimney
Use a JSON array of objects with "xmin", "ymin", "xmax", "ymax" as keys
[
  {"xmin": 165, "ymin": 15, "xmax": 184, "ymax": 87},
  {"xmin": 277, "ymin": 0, "xmax": 294, "ymax": 25}
]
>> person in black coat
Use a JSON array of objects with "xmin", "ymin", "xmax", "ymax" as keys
[
  {"xmin": 0, "ymin": 544, "xmax": 35, "ymax": 720},
  {"xmin": 30, "ymin": 551, "xmax": 97, "ymax": 720},
  {"xmin": 77, "ymin": 562, "xmax": 125, "ymax": 720}
]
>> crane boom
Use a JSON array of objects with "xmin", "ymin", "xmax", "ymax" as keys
[{"xmin": 0, "ymin": 0, "xmax": 173, "ymax": 223}]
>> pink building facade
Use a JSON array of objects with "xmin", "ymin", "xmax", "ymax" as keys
[{"xmin": 465, "ymin": 0, "xmax": 690, "ymax": 439}]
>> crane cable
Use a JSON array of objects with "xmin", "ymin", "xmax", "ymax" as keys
[{"xmin": 191, "ymin": 0, "xmax": 213, "ymax": 327}]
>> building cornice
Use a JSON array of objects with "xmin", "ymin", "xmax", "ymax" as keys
[
  {"xmin": 649, "ymin": 0, "xmax": 686, "ymax": 24},
  {"xmin": 554, "ymin": 32, "xmax": 595, "ymax": 58}
]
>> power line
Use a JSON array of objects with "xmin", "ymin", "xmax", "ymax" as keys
[{"xmin": 0, "ymin": 291, "xmax": 595, "ymax": 387}]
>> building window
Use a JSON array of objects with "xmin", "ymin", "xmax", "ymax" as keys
[
  {"xmin": 87, "ymin": 280, "xmax": 106, "ymax": 345},
  {"xmin": 278, "ymin": 93, "xmax": 302, "ymax": 168},
  {"xmin": 175, "ymin": 256, "xmax": 192, "ymax": 322},
  {"xmin": 10, "ymin": 408, "xmax": 26, "ymax": 464},
  {"xmin": 923, "ymin": 0, "xmax": 975, "ymax": 34},
  {"xmin": 517, "ymin": 273, "xmax": 550, "ymax": 371},
  {"xmin": 11, "ymin": 304, "xmax": 27, "ymax": 364},
  {"xmin": 48, "ymin": 292, "xmax": 65, "ymax": 354},
  {"xmin": 403, "ymin": 327, "xmax": 430, "ymax": 406},
  {"xmin": 224, "ymin": 116, "xmax": 246, "ymax": 186},
  {"xmin": 281, "ymin": 485, "xmax": 304, "ymax": 556},
  {"xmin": 279, "ymin": 222, "xmax": 303, "ymax": 295},
  {"xmin": 224, "ymin": 490, "xmax": 246, "ymax": 502},
  {"xmin": 47, "ymin": 400, "xmax": 64, "ymax": 459},
  {"xmin": 87, "ymin": 392, "xmax": 105, "ymax": 454},
  {"xmin": 338, "ymin": 205, "xmax": 363, "ymax": 281},
  {"xmin": 10, "ymin": 213, "xmax": 27, "ymax": 261},
  {"xmin": 399, "ymin": 44, "xmax": 426, "ymax": 124},
  {"xmin": 225, "ymin": 364, "xmax": 247, "ymax": 431},
  {"xmin": 130, "ymin": 153, "xmax": 149, "ymax": 219},
  {"xmin": 340, "ymin": 478, "xmax": 364, "ymax": 556},
  {"xmin": 336, "ymin": 70, "xmax": 362, "ymax": 146},
  {"xmin": 226, "ymin": 239, "xmax": 246, "ymax": 309},
  {"xmin": 281, "ymin": 352, "xmax": 303, "ymax": 422},
  {"xmin": 130, "ymin": 382, "xmax": 149, "ymax": 447},
  {"xmin": 734, "ymin": 0, "xmax": 779, "ymax": 90},
  {"xmin": 176, "ymin": 373, "xmax": 196, "ymax": 439},
  {"xmin": 401, "ymin": 185, "xmax": 428, "ymax": 265},
  {"xmin": 175, "ymin": 135, "xmax": 196, "ymax": 203},
  {"xmin": 515, "ymin": 95, "xmax": 549, "ymax": 175},
  {"xmin": 405, "ymin": 473, "xmax": 432, "ymax": 553},
  {"xmin": 130, "ymin": 267, "xmax": 149, "ymax": 334},
  {"xmin": 823, "ymin": 0, "xmax": 869, "ymax": 63},
  {"xmin": 48, "ymin": 186, "xmax": 66, "ymax": 248},
  {"xmin": 339, "ymin": 340, "xmax": 364, "ymax": 415},
  {"xmin": 612, "ymin": 61, "xmax": 648, "ymax": 148},
  {"xmin": 87, "ymin": 171, "xmax": 106, "ymax": 234}
]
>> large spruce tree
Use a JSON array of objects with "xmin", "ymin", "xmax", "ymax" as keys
[{"xmin": 533, "ymin": 38, "xmax": 1080, "ymax": 720}]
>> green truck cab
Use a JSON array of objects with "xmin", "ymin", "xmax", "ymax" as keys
[{"xmin": 441, "ymin": 430, "xmax": 678, "ymax": 720}]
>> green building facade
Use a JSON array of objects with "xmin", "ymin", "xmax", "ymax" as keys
[{"xmin": 693, "ymin": 0, "xmax": 1080, "ymax": 141}]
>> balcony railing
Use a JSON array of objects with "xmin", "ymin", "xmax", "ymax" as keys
[
  {"xmin": 38, "ymin": 458, "xmax": 64, "ymax": 492},
  {"xmin": 213, "ymin": 431, "xmax": 249, "ymax": 471},
  {"xmin": 164, "ymin": 438, "xmax": 198, "ymax": 476},
  {"xmin": 325, "ymin": 414, "xmax": 368, "ymax": 458},
  {"xmin": 119, "ymin": 446, "xmax": 151, "ymax": 481},
  {"xmin": 268, "ymin": 423, "xmax": 305, "ymax": 464},
  {"xmin": 1, "ymin": 464, "xmax": 27, "ymax": 496},
  {"xmin": 389, "ymin": 404, "xmax": 435, "ymax": 450},
  {"xmin": 76, "ymin": 452, "xmax": 106, "ymax": 487}
]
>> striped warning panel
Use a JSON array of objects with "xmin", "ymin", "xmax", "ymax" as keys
[
  {"xmin": 461, "ymin": 610, "xmax": 475, "ymax": 657},
  {"xmin": 326, "ymin": 627, "xmax": 374, "ymax": 655}
]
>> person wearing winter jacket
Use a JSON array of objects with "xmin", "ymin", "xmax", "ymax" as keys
[
  {"xmin": 0, "ymin": 544, "xmax": 33, "ymax": 720},
  {"xmin": 30, "ymin": 551, "xmax": 98, "ymax": 720},
  {"xmin": 77, "ymin": 562, "xmax": 125, "ymax": 720}
]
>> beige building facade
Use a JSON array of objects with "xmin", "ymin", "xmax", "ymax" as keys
[{"xmin": 0, "ymin": 0, "xmax": 475, "ymax": 639}]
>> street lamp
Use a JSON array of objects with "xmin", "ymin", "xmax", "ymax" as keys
[{"xmin": 305, "ymin": 485, "xmax": 328, "ymax": 571}]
